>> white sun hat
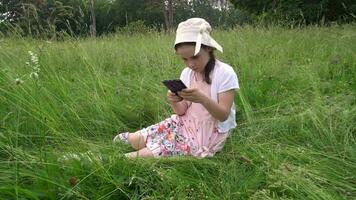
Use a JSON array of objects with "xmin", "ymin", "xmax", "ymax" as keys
[{"xmin": 174, "ymin": 18, "xmax": 223, "ymax": 56}]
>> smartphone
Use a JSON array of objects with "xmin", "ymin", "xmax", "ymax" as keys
[{"xmin": 162, "ymin": 79, "xmax": 187, "ymax": 94}]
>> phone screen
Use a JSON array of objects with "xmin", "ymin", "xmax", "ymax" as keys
[{"xmin": 162, "ymin": 79, "xmax": 187, "ymax": 94}]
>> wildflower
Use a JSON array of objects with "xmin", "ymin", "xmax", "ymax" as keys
[
  {"xmin": 31, "ymin": 55, "xmax": 38, "ymax": 65},
  {"xmin": 15, "ymin": 78, "xmax": 23, "ymax": 85},
  {"xmin": 27, "ymin": 51, "xmax": 39, "ymax": 68},
  {"xmin": 30, "ymin": 72, "xmax": 39, "ymax": 79},
  {"xmin": 297, "ymin": 147, "xmax": 304, "ymax": 153},
  {"xmin": 68, "ymin": 176, "xmax": 78, "ymax": 186},
  {"xmin": 26, "ymin": 50, "xmax": 40, "ymax": 79}
]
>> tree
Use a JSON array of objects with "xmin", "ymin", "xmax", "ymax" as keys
[
  {"xmin": 164, "ymin": 0, "xmax": 174, "ymax": 31},
  {"xmin": 228, "ymin": 0, "xmax": 356, "ymax": 24},
  {"xmin": 89, "ymin": 0, "xmax": 96, "ymax": 36}
]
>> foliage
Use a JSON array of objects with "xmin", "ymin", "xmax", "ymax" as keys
[
  {"xmin": 0, "ymin": 0, "xmax": 90, "ymax": 37},
  {"xmin": 229, "ymin": 0, "xmax": 356, "ymax": 25},
  {"xmin": 0, "ymin": 0, "xmax": 252, "ymax": 37},
  {"xmin": 2, "ymin": 0, "xmax": 355, "ymax": 37},
  {"xmin": 0, "ymin": 25, "xmax": 355, "ymax": 199},
  {"xmin": 117, "ymin": 20, "xmax": 155, "ymax": 35},
  {"xmin": 106, "ymin": 0, "xmax": 164, "ymax": 32}
]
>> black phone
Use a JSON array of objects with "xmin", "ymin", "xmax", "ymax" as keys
[{"xmin": 162, "ymin": 79, "xmax": 187, "ymax": 94}]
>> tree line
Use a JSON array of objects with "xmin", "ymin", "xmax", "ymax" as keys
[{"xmin": 0, "ymin": 0, "xmax": 355, "ymax": 37}]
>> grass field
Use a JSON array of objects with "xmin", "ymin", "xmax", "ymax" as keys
[{"xmin": 0, "ymin": 25, "xmax": 355, "ymax": 199}]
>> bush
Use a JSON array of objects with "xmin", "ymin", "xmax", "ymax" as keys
[
  {"xmin": 220, "ymin": 8, "xmax": 255, "ymax": 28},
  {"xmin": 117, "ymin": 20, "xmax": 155, "ymax": 35}
]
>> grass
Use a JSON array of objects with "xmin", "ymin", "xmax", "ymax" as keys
[{"xmin": 0, "ymin": 24, "xmax": 355, "ymax": 199}]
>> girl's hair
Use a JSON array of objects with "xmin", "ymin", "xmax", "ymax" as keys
[{"xmin": 174, "ymin": 42, "xmax": 215, "ymax": 84}]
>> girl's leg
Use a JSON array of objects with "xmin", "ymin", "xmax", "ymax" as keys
[
  {"xmin": 125, "ymin": 147, "xmax": 154, "ymax": 158},
  {"xmin": 127, "ymin": 131, "xmax": 146, "ymax": 150}
]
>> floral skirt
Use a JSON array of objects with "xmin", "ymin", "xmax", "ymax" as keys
[
  {"xmin": 140, "ymin": 115, "xmax": 191, "ymax": 157},
  {"xmin": 140, "ymin": 115, "xmax": 230, "ymax": 157}
]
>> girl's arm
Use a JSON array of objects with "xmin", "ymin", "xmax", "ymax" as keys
[
  {"xmin": 169, "ymin": 100, "xmax": 189, "ymax": 116},
  {"xmin": 201, "ymin": 90, "xmax": 235, "ymax": 122},
  {"xmin": 167, "ymin": 90, "xmax": 189, "ymax": 115},
  {"xmin": 178, "ymin": 88, "xmax": 235, "ymax": 122}
]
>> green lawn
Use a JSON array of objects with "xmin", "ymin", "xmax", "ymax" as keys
[{"xmin": 0, "ymin": 25, "xmax": 355, "ymax": 199}]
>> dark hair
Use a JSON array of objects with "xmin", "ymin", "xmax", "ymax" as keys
[{"xmin": 174, "ymin": 42, "xmax": 215, "ymax": 84}]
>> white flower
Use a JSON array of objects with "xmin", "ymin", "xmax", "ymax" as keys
[
  {"xmin": 30, "ymin": 72, "xmax": 39, "ymax": 79},
  {"xmin": 31, "ymin": 56, "xmax": 38, "ymax": 66},
  {"xmin": 33, "ymin": 66, "xmax": 40, "ymax": 72},
  {"xmin": 27, "ymin": 50, "xmax": 40, "ymax": 77},
  {"xmin": 28, "ymin": 50, "xmax": 39, "ymax": 66},
  {"xmin": 15, "ymin": 78, "xmax": 24, "ymax": 85}
]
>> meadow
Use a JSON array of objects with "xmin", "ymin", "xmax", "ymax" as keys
[{"xmin": 0, "ymin": 25, "xmax": 355, "ymax": 199}]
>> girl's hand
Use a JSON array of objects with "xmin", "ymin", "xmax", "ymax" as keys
[
  {"xmin": 177, "ymin": 88, "xmax": 207, "ymax": 104},
  {"xmin": 167, "ymin": 90, "xmax": 183, "ymax": 103}
]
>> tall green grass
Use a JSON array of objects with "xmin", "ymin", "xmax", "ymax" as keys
[{"xmin": 0, "ymin": 25, "xmax": 355, "ymax": 199}]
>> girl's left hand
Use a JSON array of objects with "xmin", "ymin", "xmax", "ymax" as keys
[{"xmin": 177, "ymin": 88, "xmax": 207, "ymax": 104}]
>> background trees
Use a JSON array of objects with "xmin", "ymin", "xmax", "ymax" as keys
[
  {"xmin": 229, "ymin": 0, "xmax": 356, "ymax": 25},
  {"xmin": 0, "ymin": 0, "xmax": 354, "ymax": 37}
]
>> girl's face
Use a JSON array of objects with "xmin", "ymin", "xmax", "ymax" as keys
[{"xmin": 176, "ymin": 45, "xmax": 212, "ymax": 74}]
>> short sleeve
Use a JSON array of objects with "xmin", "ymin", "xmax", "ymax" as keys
[
  {"xmin": 180, "ymin": 67, "xmax": 191, "ymax": 87},
  {"xmin": 218, "ymin": 67, "xmax": 239, "ymax": 93}
]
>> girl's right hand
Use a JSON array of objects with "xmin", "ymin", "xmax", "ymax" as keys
[{"xmin": 167, "ymin": 90, "xmax": 183, "ymax": 103}]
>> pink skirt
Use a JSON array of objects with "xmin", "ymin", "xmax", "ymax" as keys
[{"xmin": 141, "ymin": 115, "xmax": 230, "ymax": 158}]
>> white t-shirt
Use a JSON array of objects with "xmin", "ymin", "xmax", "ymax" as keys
[{"xmin": 180, "ymin": 59, "xmax": 240, "ymax": 133}]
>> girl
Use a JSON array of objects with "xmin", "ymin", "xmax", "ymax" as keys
[{"xmin": 113, "ymin": 18, "xmax": 239, "ymax": 158}]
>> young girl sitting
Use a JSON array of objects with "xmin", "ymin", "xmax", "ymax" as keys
[{"xmin": 113, "ymin": 18, "xmax": 239, "ymax": 158}]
